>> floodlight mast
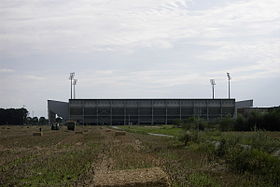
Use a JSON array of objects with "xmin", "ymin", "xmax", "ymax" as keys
[
  {"xmin": 69, "ymin": 72, "xmax": 75, "ymax": 99},
  {"xmin": 210, "ymin": 79, "xmax": 216, "ymax": 99},
  {"xmin": 227, "ymin": 72, "xmax": 231, "ymax": 99},
  {"xmin": 73, "ymin": 79, "xmax": 78, "ymax": 99}
]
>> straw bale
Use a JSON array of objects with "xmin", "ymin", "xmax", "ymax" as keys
[
  {"xmin": 115, "ymin": 131, "xmax": 126, "ymax": 136},
  {"xmin": 94, "ymin": 167, "xmax": 170, "ymax": 187},
  {"xmin": 33, "ymin": 132, "xmax": 43, "ymax": 136}
]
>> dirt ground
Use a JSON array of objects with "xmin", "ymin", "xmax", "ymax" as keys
[
  {"xmin": 0, "ymin": 126, "xmax": 169, "ymax": 186},
  {"xmin": 0, "ymin": 125, "xmax": 274, "ymax": 186}
]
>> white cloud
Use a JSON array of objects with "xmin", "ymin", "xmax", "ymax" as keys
[
  {"xmin": 25, "ymin": 75, "xmax": 46, "ymax": 81},
  {"xmin": 0, "ymin": 68, "xmax": 14, "ymax": 73},
  {"xmin": 0, "ymin": 0, "xmax": 279, "ymax": 116},
  {"xmin": 1, "ymin": 0, "xmax": 279, "ymax": 54}
]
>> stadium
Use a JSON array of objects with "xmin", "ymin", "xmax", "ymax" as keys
[{"xmin": 46, "ymin": 98, "xmax": 251, "ymax": 125}]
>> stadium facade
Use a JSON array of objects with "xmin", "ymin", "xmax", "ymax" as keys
[{"xmin": 48, "ymin": 98, "xmax": 238, "ymax": 125}]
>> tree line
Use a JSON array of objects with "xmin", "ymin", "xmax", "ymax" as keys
[
  {"xmin": 175, "ymin": 107, "xmax": 280, "ymax": 131},
  {"xmin": 234, "ymin": 107, "xmax": 280, "ymax": 131},
  {"xmin": 0, "ymin": 108, "xmax": 48, "ymax": 125}
]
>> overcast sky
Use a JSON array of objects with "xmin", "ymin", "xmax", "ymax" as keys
[{"xmin": 0, "ymin": 0, "xmax": 279, "ymax": 117}]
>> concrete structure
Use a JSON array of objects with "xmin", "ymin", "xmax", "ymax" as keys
[
  {"xmin": 68, "ymin": 99, "xmax": 235, "ymax": 125},
  {"xmin": 238, "ymin": 106, "xmax": 279, "ymax": 115},
  {"xmin": 48, "ymin": 100, "xmax": 69, "ymax": 123},
  {"xmin": 236, "ymin": 99, "xmax": 253, "ymax": 109}
]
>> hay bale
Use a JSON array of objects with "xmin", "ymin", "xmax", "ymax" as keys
[
  {"xmin": 65, "ymin": 121, "xmax": 76, "ymax": 131},
  {"xmin": 33, "ymin": 132, "xmax": 43, "ymax": 136},
  {"xmin": 115, "ymin": 131, "xmax": 126, "ymax": 136},
  {"xmin": 94, "ymin": 167, "xmax": 170, "ymax": 187},
  {"xmin": 51, "ymin": 123, "xmax": 60, "ymax": 130},
  {"xmin": 75, "ymin": 131, "xmax": 83, "ymax": 134}
]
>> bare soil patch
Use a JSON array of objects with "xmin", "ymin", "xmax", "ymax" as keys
[{"xmin": 94, "ymin": 167, "xmax": 170, "ymax": 187}]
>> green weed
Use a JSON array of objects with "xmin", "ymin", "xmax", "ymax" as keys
[{"xmin": 188, "ymin": 172, "xmax": 221, "ymax": 187}]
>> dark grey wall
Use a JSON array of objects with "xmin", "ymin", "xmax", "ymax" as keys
[
  {"xmin": 48, "ymin": 100, "xmax": 69, "ymax": 123},
  {"xmin": 236, "ymin": 100, "xmax": 253, "ymax": 109},
  {"xmin": 69, "ymin": 99, "xmax": 235, "ymax": 125}
]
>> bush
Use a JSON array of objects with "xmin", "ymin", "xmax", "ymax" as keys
[
  {"xmin": 248, "ymin": 131, "xmax": 279, "ymax": 153},
  {"xmin": 179, "ymin": 130, "xmax": 200, "ymax": 146},
  {"xmin": 226, "ymin": 148, "xmax": 280, "ymax": 185},
  {"xmin": 182, "ymin": 117, "xmax": 206, "ymax": 131},
  {"xmin": 234, "ymin": 108, "xmax": 280, "ymax": 131},
  {"xmin": 174, "ymin": 119, "xmax": 183, "ymax": 128},
  {"xmin": 66, "ymin": 121, "xmax": 76, "ymax": 131},
  {"xmin": 234, "ymin": 114, "xmax": 248, "ymax": 131},
  {"xmin": 188, "ymin": 172, "xmax": 221, "ymax": 187},
  {"xmin": 218, "ymin": 117, "xmax": 235, "ymax": 131},
  {"xmin": 51, "ymin": 123, "xmax": 60, "ymax": 130},
  {"xmin": 178, "ymin": 128, "xmax": 280, "ymax": 185}
]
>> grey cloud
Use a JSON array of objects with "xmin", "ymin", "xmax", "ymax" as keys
[{"xmin": 0, "ymin": 0, "xmax": 279, "ymax": 117}]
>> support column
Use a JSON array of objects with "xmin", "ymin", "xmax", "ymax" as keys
[
  {"xmin": 137, "ymin": 101, "xmax": 140, "ymax": 125},
  {"xmin": 179, "ymin": 99, "xmax": 182, "ymax": 120},
  {"xmin": 206, "ymin": 100, "xmax": 209, "ymax": 121},
  {"xmin": 220, "ymin": 99, "xmax": 223, "ymax": 119},
  {"xmin": 124, "ymin": 101, "xmax": 126, "ymax": 125},
  {"xmin": 151, "ymin": 100, "xmax": 154, "ymax": 125},
  {"xmin": 83, "ymin": 100, "xmax": 85, "ymax": 126},
  {"xmin": 97, "ymin": 101, "xmax": 99, "ymax": 125},
  {"xmin": 68, "ymin": 101, "xmax": 71, "ymax": 121},
  {"xmin": 110, "ymin": 100, "xmax": 112, "ymax": 125},
  {"xmin": 165, "ymin": 100, "xmax": 167, "ymax": 125},
  {"xmin": 193, "ymin": 100, "xmax": 195, "ymax": 118}
]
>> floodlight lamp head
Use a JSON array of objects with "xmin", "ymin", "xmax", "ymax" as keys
[
  {"xmin": 227, "ymin": 72, "xmax": 231, "ymax": 80},
  {"xmin": 69, "ymin": 72, "xmax": 75, "ymax": 80},
  {"xmin": 210, "ymin": 79, "xmax": 216, "ymax": 85}
]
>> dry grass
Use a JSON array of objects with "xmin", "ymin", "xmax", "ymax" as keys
[
  {"xmin": 33, "ymin": 132, "xmax": 43, "ymax": 136},
  {"xmin": 94, "ymin": 167, "xmax": 170, "ymax": 187},
  {"xmin": 114, "ymin": 131, "xmax": 126, "ymax": 136},
  {"xmin": 1, "ymin": 125, "xmax": 278, "ymax": 186}
]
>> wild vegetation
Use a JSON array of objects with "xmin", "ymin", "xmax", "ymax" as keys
[
  {"xmin": 173, "ymin": 107, "xmax": 280, "ymax": 132},
  {"xmin": 0, "ymin": 107, "xmax": 49, "ymax": 125},
  {"xmin": 1, "ymin": 124, "xmax": 279, "ymax": 186},
  {"xmin": 118, "ymin": 109, "xmax": 280, "ymax": 186},
  {"xmin": 0, "ymin": 108, "xmax": 28, "ymax": 125},
  {"xmin": 179, "ymin": 130, "xmax": 280, "ymax": 186}
]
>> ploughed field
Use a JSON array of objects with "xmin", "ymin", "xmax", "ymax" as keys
[{"xmin": 0, "ymin": 125, "xmax": 279, "ymax": 186}]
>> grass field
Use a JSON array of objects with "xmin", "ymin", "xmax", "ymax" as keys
[
  {"xmin": 0, "ymin": 125, "xmax": 279, "ymax": 186},
  {"xmin": 118, "ymin": 125, "xmax": 183, "ymax": 137}
]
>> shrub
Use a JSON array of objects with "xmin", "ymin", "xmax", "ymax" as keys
[
  {"xmin": 179, "ymin": 130, "xmax": 200, "ymax": 146},
  {"xmin": 188, "ymin": 172, "xmax": 221, "ymax": 187},
  {"xmin": 66, "ymin": 121, "xmax": 76, "ymax": 131},
  {"xmin": 234, "ymin": 114, "xmax": 248, "ymax": 131},
  {"xmin": 174, "ymin": 119, "xmax": 184, "ymax": 128},
  {"xmin": 218, "ymin": 117, "xmax": 235, "ymax": 131},
  {"xmin": 182, "ymin": 117, "xmax": 206, "ymax": 131},
  {"xmin": 248, "ymin": 131, "xmax": 280, "ymax": 153},
  {"xmin": 51, "ymin": 123, "xmax": 60, "ymax": 130},
  {"xmin": 234, "ymin": 108, "xmax": 280, "ymax": 131},
  {"xmin": 179, "ymin": 129, "xmax": 280, "ymax": 185},
  {"xmin": 226, "ymin": 148, "xmax": 280, "ymax": 185}
]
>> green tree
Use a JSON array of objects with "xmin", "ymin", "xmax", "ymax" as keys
[
  {"xmin": 39, "ymin": 117, "xmax": 48, "ymax": 125},
  {"xmin": 32, "ymin": 117, "xmax": 38, "ymax": 125},
  {"xmin": 55, "ymin": 117, "xmax": 62, "ymax": 123}
]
